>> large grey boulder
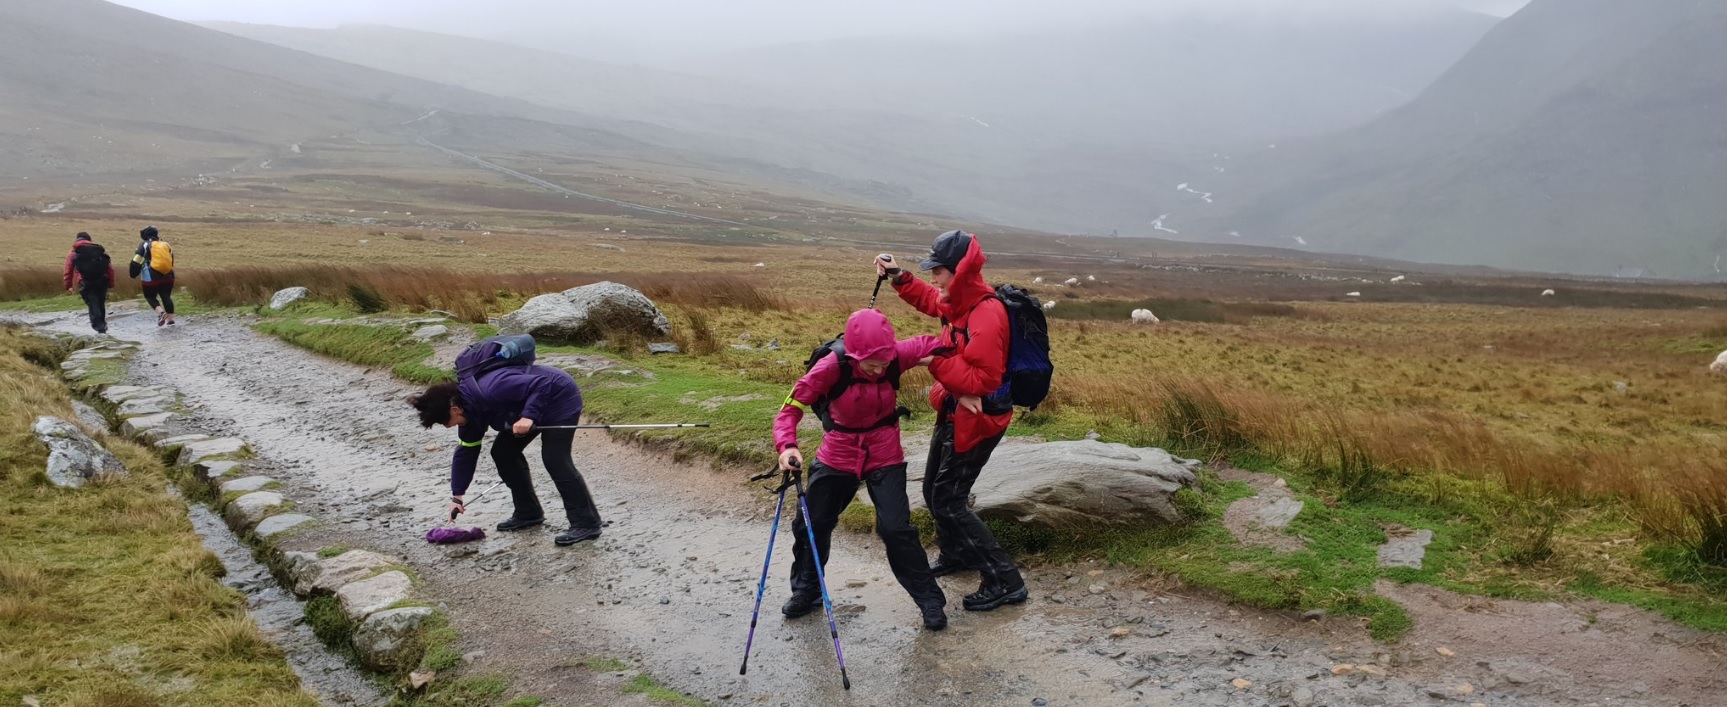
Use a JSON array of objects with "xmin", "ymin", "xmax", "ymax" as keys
[
  {"xmin": 497, "ymin": 281, "xmax": 670, "ymax": 345},
  {"xmin": 32, "ymin": 416, "xmax": 128, "ymax": 488},
  {"xmin": 337, "ymin": 570, "xmax": 413, "ymax": 622},
  {"xmin": 220, "ymin": 476, "xmax": 276, "ymax": 494},
  {"xmin": 353, "ymin": 607, "xmax": 437, "ymax": 670},
  {"xmin": 966, "ymin": 440, "xmax": 1196, "ymax": 530},
  {"xmin": 270, "ymin": 287, "xmax": 309, "ymax": 310},
  {"xmin": 255, "ymin": 514, "xmax": 315, "ymax": 539}
]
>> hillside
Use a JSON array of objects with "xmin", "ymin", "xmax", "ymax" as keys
[
  {"xmin": 1187, "ymin": 0, "xmax": 1727, "ymax": 277},
  {"xmin": 203, "ymin": 16, "xmax": 1496, "ymax": 238}
]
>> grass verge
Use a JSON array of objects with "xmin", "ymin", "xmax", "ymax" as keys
[{"xmin": 0, "ymin": 325, "xmax": 317, "ymax": 706}]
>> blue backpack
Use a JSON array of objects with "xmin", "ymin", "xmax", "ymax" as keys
[
  {"xmin": 962, "ymin": 285, "xmax": 1054, "ymax": 414},
  {"xmin": 455, "ymin": 334, "xmax": 537, "ymax": 381}
]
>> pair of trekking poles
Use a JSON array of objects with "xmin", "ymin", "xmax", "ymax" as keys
[{"xmin": 739, "ymin": 459, "xmax": 852, "ymax": 690}]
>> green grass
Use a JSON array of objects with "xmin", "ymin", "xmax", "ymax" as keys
[
  {"xmin": 584, "ymin": 657, "xmax": 630, "ymax": 672},
  {"xmin": 254, "ymin": 320, "xmax": 450, "ymax": 383},
  {"xmin": 623, "ymin": 674, "xmax": 706, "ymax": 706},
  {"xmin": 0, "ymin": 294, "xmax": 85, "ymax": 313},
  {"xmin": 0, "ymin": 327, "xmax": 317, "ymax": 706}
]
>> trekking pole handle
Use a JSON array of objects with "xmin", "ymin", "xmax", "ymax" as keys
[
  {"xmin": 877, "ymin": 253, "xmax": 901, "ymax": 277},
  {"xmin": 450, "ymin": 479, "xmax": 504, "ymax": 521}
]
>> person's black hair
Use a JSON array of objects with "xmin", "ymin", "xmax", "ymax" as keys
[
  {"xmin": 409, "ymin": 382, "xmax": 463, "ymax": 428},
  {"xmin": 75, "ymin": 231, "xmax": 91, "ymax": 242},
  {"xmin": 140, "ymin": 226, "xmax": 159, "ymax": 241}
]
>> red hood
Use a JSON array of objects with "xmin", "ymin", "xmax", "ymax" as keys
[
  {"xmin": 843, "ymin": 308, "xmax": 897, "ymax": 362},
  {"xmin": 942, "ymin": 233, "xmax": 994, "ymax": 317}
]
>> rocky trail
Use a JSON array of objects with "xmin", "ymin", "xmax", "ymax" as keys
[{"xmin": 16, "ymin": 307, "xmax": 1724, "ymax": 707}]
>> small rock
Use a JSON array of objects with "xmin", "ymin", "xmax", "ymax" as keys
[
  {"xmin": 1456, "ymin": 683, "xmax": 1475, "ymax": 695},
  {"xmin": 649, "ymin": 342, "xmax": 682, "ymax": 355},
  {"xmin": 1032, "ymin": 700, "xmax": 1048, "ymax": 707},
  {"xmin": 220, "ymin": 476, "xmax": 275, "ymax": 494},
  {"xmin": 1231, "ymin": 678, "xmax": 1252, "ymax": 690},
  {"xmin": 223, "ymin": 492, "xmax": 285, "ymax": 530},
  {"xmin": 1089, "ymin": 583, "xmax": 1106, "ymax": 595},
  {"xmin": 1356, "ymin": 664, "xmax": 1387, "ymax": 677},
  {"xmin": 178, "ymin": 437, "xmax": 248, "ymax": 466},
  {"xmin": 1291, "ymin": 687, "xmax": 1315, "ymax": 707},
  {"xmin": 1110, "ymin": 628, "xmax": 1131, "ymax": 638},
  {"xmin": 1376, "ymin": 528, "xmax": 1435, "ymax": 570},
  {"xmin": 1087, "ymin": 570, "xmax": 1105, "ymax": 577},
  {"xmin": 1302, "ymin": 609, "xmax": 1327, "ymax": 622},
  {"xmin": 269, "ymin": 287, "xmax": 309, "ymax": 310},
  {"xmin": 336, "ymin": 571, "xmax": 414, "ymax": 622},
  {"xmin": 659, "ymin": 597, "xmax": 671, "ymax": 605},
  {"xmin": 409, "ymin": 669, "xmax": 436, "ymax": 689},
  {"xmin": 1331, "ymin": 664, "xmax": 1355, "ymax": 676},
  {"xmin": 255, "ymin": 514, "xmax": 314, "ymax": 539},
  {"xmin": 23, "ymin": 696, "xmax": 42, "ymax": 707},
  {"xmin": 461, "ymin": 650, "xmax": 487, "ymax": 664},
  {"xmin": 1436, "ymin": 647, "xmax": 1455, "ymax": 657},
  {"xmin": 845, "ymin": 579, "xmax": 867, "ymax": 588},
  {"xmin": 425, "ymin": 445, "xmax": 439, "ymax": 452},
  {"xmin": 353, "ymin": 606, "xmax": 437, "ymax": 670},
  {"xmin": 410, "ymin": 325, "xmax": 449, "ymax": 343}
]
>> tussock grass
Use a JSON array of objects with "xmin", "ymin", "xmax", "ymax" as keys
[{"xmin": 0, "ymin": 326, "xmax": 315, "ymax": 705}]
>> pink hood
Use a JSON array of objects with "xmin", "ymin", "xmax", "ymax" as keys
[{"xmin": 844, "ymin": 308, "xmax": 896, "ymax": 362}]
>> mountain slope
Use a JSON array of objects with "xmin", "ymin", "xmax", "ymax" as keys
[{"xmin": 1191, "ymin": 0, "xmax": 1727, "ymax": 276}]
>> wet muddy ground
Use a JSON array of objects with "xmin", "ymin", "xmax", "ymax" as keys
[{"xmin": 21, "ymin": 308, "xmax": 1724, "ymax": 706}]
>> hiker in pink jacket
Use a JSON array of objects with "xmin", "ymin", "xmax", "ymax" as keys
[{"xmin": 773, "ymin": 308, "xmax": 950, "ymax": 630}]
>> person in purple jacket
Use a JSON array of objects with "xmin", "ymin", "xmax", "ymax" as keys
[
  {"xmin": 409, "ymin": 362, "xmax": 603, "ymax": 546},
  {"xmin": 774, "ymin": 308, "xmax": 949, "ymax": 630}
]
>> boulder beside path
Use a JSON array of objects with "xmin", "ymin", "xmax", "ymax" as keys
[
  {"xmin": 32, "ymin": 416, "xmax": 128, "ymax": 488},
  {"xmin": 497, "ymin": 281, "xmax": 671, "ymax": 346},
  {"xmin": 964, "ymin": 440, "xmax": 1198, "ymax": 529}
]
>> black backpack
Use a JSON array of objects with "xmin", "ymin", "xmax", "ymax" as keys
[
  {"xmin": 801, "ymin": 336, "xmax": 910, "ymax": 433},
  {"xmin": 72, "ymin": 243, "xmax": 110, "ymax": 286}
]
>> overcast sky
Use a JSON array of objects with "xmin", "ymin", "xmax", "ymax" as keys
[{"xmin": 112, "ymin": 0, "xmax": 1533, "ymax": 59}]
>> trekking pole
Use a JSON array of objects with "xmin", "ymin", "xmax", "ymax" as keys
[
  {"xmin": 532, "ymin": 423, "xmax": 711, "ymax": 430},
  {"xmin": 790, "ymin": 460, "xmax": 852, "ymax": 690},
  {"xmin": 867, "ymin": 253, "xmax": 901, "ymax": 309},
  {"xmin": 449, "ymin": 480, "xmax": 505, "ymax": 522},
  {"xmin": 739, "ymin": 467, "xmax": 793, "ymax": 676}
]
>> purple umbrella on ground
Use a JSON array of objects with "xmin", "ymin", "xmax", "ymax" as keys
[{"xmin": 425, "ymin": 479, "xmax": 503, "ymax": 544}]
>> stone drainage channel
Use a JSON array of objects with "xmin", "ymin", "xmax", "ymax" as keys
[
  {"xmin": 22, "ymin": 308, "xmax": 1727, "ymax": 707},
  {"xmin": 57, "ymin": 334, "xmax": 409, "ymax": 706}
]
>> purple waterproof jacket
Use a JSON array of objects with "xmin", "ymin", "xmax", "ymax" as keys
[{"xmin": 449, "ymin": 363, "xmax": 584, "ymax": 495}]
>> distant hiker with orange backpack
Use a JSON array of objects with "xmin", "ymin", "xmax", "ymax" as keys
[
  {"xmin": 63, "ymin": 232, "xmax": 115, "ymax": 334},
  {"xmin": 129, "ymin": 226, "xmax": 176, "ymax": 326},
  {"xmin": 881, "ymin": 230, "xmax": 1053, "ymax": 612},
  {"xmin": 772, "ymin": 308, "xmax": 950, "ymax": 630}
]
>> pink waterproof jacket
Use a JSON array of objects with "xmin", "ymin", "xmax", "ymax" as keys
[{"xmin": 774, "ymin": 309, "xmax": 941, "ymax": 476}]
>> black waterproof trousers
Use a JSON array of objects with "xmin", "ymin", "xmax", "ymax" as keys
[
  {"xmin": 790, "ymin": 461, "xmax": 945, "ymax": 609},
  {"xmin": 142, "ymin": 281, "xmax": 175, "ymax": 315},
  {"xmin": 488, "ymin": 426, "xmax": 603, "ymax": 529},
  {"xmin": 923, "ymin": 422, "xmax": 1024, "ymax": 590},
  {"xmin": 79, "ymin": 284, "xmax": 108, "ymax": 334}
]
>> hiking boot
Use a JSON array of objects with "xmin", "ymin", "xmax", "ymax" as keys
[
  {"xmin": 928, "ymin": 555, "xmax": 970, "ymax": 578},
  {"xmin": 554, "ymin": 527, "xmax": 601, "ymax": 546},
  {"xmin": 962, "ymin": 582, "xmax": 1029, "ymax": 612},
  {"xmin": 781, "ymin": 593, "xmax": 820, "ymax": 619},
  {"xmin": 920, "ymin": 604, "xmax": 948, "ymax": 631},
  {"xmin": 495, "ymin": 516, "xmax": 545, "ymax": 532}
]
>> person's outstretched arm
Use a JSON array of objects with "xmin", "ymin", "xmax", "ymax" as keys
[{"xmin": 891, "ymin": 271, "xmax": 944, "ymax": 318}]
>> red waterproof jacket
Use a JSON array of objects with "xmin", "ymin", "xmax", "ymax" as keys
[
  {"xmin": 63, "ymin": 239, "xmax": 116, "ymax": 290},
  {"xmin": 893, "ymin": 234, "xmax": 1011, "ymax": 453}
]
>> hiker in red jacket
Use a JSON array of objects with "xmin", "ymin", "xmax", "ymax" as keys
[
  {"xmin": 772, "ymin": 308, "xmax": 949, "ymax": 630},
  {"xmin": 63, "ymin": 232, "xmax": 115, "ymax": 334},
  {"xmin": 882, "ymin": 230, "xmax": 1027, "ymax": 611}
]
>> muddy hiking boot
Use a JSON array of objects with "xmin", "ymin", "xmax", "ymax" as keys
[
  {"xmin": 963, "ymin": 582, "xmax": 1029, "ymax": 612},
  {"xmin": 928, "ymin": 555, "xmax": 970, "ymax": 578},
  {"xmin": 495, "ymin": 516, "xmax": 544, "ymax": 532},
  {"xmin": 781, "ymin": 593, "xmax": 820, "ymax": 619},
  {"xmin": 920, "ymin": 604, "xmax": 948, "ymax": 631},
  {"xmin": 554, "ymin": 527, "xmax": 601, "ymax": 546}
]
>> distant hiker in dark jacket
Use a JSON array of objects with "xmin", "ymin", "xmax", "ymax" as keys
[
  {"xmin": 883, "ymin": 230, "xmax": 1027, "ymax": 612},
  {"xmin": 63, "ymin": 232, "xmax": 115, "ymax": 334},
  {"xmin": 409, "ymin": 362, "xmax": 604, "ymax": 546},
  {"xmin": 129, "ymin": 226, "xmax": 176, "ymax": 326}
]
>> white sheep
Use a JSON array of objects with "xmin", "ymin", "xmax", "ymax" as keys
[
  {"xmin": 754, "ymin": 262, "xmax": 766, "ymax": 268},
  {"xmin": 1712, "ymin": 350, "xmax": 1727, "ymax": 375},
  {"xmin": 1131, "ymin": 308, "xmax": 1160, "ymax": 324},
  {"xmin": 1042, "ymin": 301, "xmax": 1056, "ymax": 311},
  {"xmin": 1541, "ymin": 289, "xmax": 1556, "ymax": 297},
  {"xmin": 1390, "ymin": 275, "xmax": 1406, "ymax": 283},
  {"xmin": 1087, "ymin": 275, "xmax": 1096, "ymax": 282},
  {"xmin": 1032, "ymin": 277, "xmax": 1044, "ymax": 285},
  {"xmin": 1064, "ymin": 278, "xmax": 1080, "ymax": 286},
  {"xmin": 1346, "ymin": 292, "xmax": 1361, "ymax": 298}
]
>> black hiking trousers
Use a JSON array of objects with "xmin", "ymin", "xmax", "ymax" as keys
[
  {"xmin": 924, "ymin": 422, "xmax": 1024, "ymax": 590},
  {"xmin": 790, "ymin": 461, "xmax": 945, "ymax": 609},
  {"xmin": 488, "ymin": 426, "xmax": 602, "ymax": 530},
  {"xmin": 78, "ymin": 284, "xmax": 108, "ymax": 334},
  {"xmin": 142, "ymin": 280, "xmax": 175, "ymax": 315}
]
